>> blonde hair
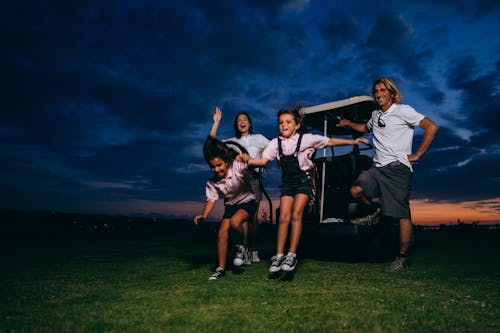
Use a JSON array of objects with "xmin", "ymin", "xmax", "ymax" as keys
[{"xmin": 372, "ymin": 77, "xmax": 402, "ymax": 104}]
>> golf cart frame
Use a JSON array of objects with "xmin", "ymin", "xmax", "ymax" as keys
[{"xmin": 300, "ymin": 96, "xmax": 399, "ymax": 258}]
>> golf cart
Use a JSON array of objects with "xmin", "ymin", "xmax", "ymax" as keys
[{"xmin": 300, "ymin": 96, "xmax": 399, "ymax": 261}]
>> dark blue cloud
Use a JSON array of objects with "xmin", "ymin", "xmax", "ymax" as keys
[
  {"xmin": 412, "ymin": 127, "xmax": 499, "ymax": 201},
  {"xmin": 1, "ymin": 0, "xmax": 498, "ymax": 216},
  {"xmin": 445, "ymin": 56, "xmax": 500, "ymax": 134}
]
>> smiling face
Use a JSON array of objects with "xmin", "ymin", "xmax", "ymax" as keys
[
  {"xmin": 209, "ymin": 157, "xmax": 229, "ymax": 180},
  {"xmin": 278, "ymin": 113, "xmax": 300, "ymax": 138},
  {"xmin": 236, "ymin": 114, "xmax": 251, "ymax": 136},
  {"xmin": 373, "ymin": 82, "xmax": 394, "ymax": 112}
]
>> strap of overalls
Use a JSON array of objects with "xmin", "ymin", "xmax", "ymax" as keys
[{"xmin": 278, "ymin": 133, "xmax": 303, "ymax": 167}]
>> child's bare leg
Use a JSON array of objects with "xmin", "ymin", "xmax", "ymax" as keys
[
  {"xmin": 230, "ymin": 209, "xmax": 250, "ymax": 244},
  {"xmin": 277, "ymin": 196, "xmax": 294, "ymax": 254},
  {"xmin": 242, "ymin": 219, "xmax": 248, "ymax": 247},
  {"xmin": 217, "ymin": 219, "xmax": 231, "ymax": 269},
  {"xmin": 230, "ymin": 209, "xmax": 251, "ymax": 267},
  {"xmin": 288, "ymin": 193, "xmax": 309, "ymax": 253},
  {"xmin": 250, "ymin": 204, "xmax": 259, "ymax": 251}
]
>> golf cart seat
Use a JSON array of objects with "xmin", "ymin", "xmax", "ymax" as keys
[
  {"xmin": 301, "ymin": 96, "xmax": 381, "ymax": 229},
  {"xmin": 314, "ymin": 153, "xmax": 372, "ymax": 221}
]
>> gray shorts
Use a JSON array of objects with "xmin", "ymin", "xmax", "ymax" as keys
[{"xmin": 353, "ymin": 161, "xmax": 412, "ymax": 219}]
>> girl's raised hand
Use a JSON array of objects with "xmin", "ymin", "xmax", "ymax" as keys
[{"xmin": 213, "ymin": 106, "xmax": 222, "ymax": 123}]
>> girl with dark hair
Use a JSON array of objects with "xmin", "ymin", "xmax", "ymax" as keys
[
  {"xmin": 194, "ymin": 136, "xmax": 258, "ymax": 280},
  {"xmin": 210, "ymin": 107, "xmax": 270, "ymax": 263}
]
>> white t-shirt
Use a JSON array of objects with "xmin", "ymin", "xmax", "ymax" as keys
[
  {"xmin": 226, "ymin": 133, "xmax": 269, "ymax": 159},
  {"xmin": 226, "ymin": 133, "xmax": 270, "ymax": 172},
  {"xmin": 367, "ymin": 103, "xmax": 425, "ymax": 171}
]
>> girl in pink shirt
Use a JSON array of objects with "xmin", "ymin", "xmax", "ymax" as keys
[
  {"xmin": 241, "ymin": 107, "xmax": 368, "ymax": 274},
  {"xmin": 194, "ymin": 136, "xmax": 257, "ymax": 280}
]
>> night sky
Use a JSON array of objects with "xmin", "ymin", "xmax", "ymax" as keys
[{"xmin": 2, "ymin": 1, "xmax": 499, "ymax": 224}]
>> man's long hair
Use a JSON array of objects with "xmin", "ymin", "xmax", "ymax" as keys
[{"xmin": 372, "ymin": 77, "xmax": 402, "ymax": 104}]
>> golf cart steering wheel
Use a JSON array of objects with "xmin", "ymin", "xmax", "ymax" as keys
[
  {"xmin": 225, "ymin": 140, "xmax": 273, "ymax": 224},
  {"xmin": 225, "ymin": 140, "xmax": 248, "ymax": 155}
]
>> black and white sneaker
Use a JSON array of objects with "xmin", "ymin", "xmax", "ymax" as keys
[
  {"xmin": 244, "ymin": 249, "xmax": 252, "ymax": 265},
  {"xmin": 208, "ymin": 267, "xmax": 226, "ymax": 280},
  {"xmin": 269, "ymin": 254, "xmax": 285, "ymax": 273},
  {"xmin": 281, "ymin": 254, "xmax": 297, "ymax": 272},
  {"xmin": 384, "ymin": 256, "xmax": 408, "ymax": 274},
  {"xmin": 251, "ymin": 251, "xmax": 261, "ymax": 263},
  {"xmin": 233, "ymin": 244, "xmax": 250, "ymax": 267}
]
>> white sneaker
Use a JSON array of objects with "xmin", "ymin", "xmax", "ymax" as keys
[
  {"xmin": 233, "ymin": 244, "xmax": 250, "ymax": 267},
  {"xmin": 269, "ymin": 254, "xmax": 285, "ymax": 273},
  {"xmin": 281, "ymin": 254, "xmax": 297, "ymax": 272},
  {"xmin": 208, "ymin": 267, "xmax": 225, "ymax": 280},
  {"xmin": 244, "ymin": 248, "xmax": 252, "ymax": 265},
  {"xmin": 251, "ymin": 251, "xmax": 261, "ymax": 263}
]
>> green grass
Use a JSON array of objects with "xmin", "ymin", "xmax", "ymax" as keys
[{"xmin": 1, "ymin": 225, "xmax": 499, "ymax": 333}]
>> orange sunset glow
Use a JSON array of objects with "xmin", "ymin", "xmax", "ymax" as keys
[
  {"xmin": 83, "ymin": 197, "xmax": 500, "ymax": 227},
  {"xmin": 411, "ymin": 198, "xmax": 500, "ymax": 226}
]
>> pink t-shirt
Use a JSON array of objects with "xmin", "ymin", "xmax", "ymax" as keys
[
  {"xmin": 262, "ymin": 133, "xmax": 330, "ymax": 171},
  {"xmin": 205, "ymin": 160, "xmax": 256, "ymax": 205}
]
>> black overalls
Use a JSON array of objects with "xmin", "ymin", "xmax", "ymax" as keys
[{"xmin": 278, "ymin": 133, "xmax": 313, "ymax": 196}]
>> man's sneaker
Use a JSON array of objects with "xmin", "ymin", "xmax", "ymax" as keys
[
  {"xmin": 384, "ymin": 256, "xmax": 408, "ymax": 273},
  {"xmin": 233, "ymin": 245, "xmax": 250, "ymax": 267},
  {"xmin": 251, "ymin": 251, "xmax": 261, "ymax": 263},
  {"xmin": 269, "ymin": 254, "xmax": 285, "ymax": 273},
  {"xmin": 208, "ymin": 267, "xmax": 225, "ymax": 280},
  {"xmin": 352, "ymin": 207, "xmax": 381, "ymax": 226},
  {"xmin": 281, "ymin": 253, "xmax": 298, "ymax": 272}
]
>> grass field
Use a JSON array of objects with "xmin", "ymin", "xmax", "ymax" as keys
[{"xmin": 1, "ymin": 220, "xmax": 499, "ymax": 333}]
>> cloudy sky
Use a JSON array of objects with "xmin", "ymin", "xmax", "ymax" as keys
[{"xmin": 2, "ymin": 0, "xmax": 499, "ymax": 225}]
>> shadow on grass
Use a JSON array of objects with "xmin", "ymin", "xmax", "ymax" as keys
[
  {"xmin": 267, "ymin": 271, "xmax": 295, "ymax": 282},
  {"xmin": 299, "ymin": 234, "xmax": 396, "ymax": 264}
]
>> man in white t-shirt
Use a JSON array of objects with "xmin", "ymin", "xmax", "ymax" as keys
[{"xmin": 338, "ymin": 77, "xmax": 439, "ymax": 273}]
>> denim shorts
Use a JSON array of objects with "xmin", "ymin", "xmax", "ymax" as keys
[{"xmin": 281, "ymin": 172, "xmax": 313, "ymax": 197}]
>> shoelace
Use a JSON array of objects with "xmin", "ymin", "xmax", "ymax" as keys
[
  {"xmin": 271, "ymin": 256, "xmax": 283, "ymax": 266},
  {"xmin": 284, "ymin": 256, "xmax": 296, "ymax": 265}
]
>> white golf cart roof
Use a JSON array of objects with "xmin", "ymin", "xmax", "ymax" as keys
[{"xmin": 300, "ymin": 95, "xmax": 376, "ymax": 136}]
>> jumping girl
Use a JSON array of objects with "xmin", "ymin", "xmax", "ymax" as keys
[
  {"xmin": 239, "ymin": 107, "xmax": 369, "ymax": 273},
  {"xmin": 194, "ymin": 136, "xmax": 258, "ymax": 280}
]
